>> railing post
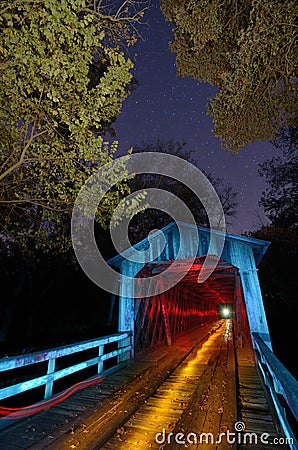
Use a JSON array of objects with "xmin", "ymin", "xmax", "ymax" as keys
[
  {"xmin": 98, "ymin": 345, "xmax": 103, "ymax": 374},
  {"xmin": 44, "ymin": 358, "xmax": 55, "ymax": 399}
]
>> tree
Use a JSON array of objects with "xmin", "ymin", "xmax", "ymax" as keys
[
  {"xmin": 126, "ymin": 139, "xmax": 238, "ymax": 244},
  {"xmin": 0, "ymin": 0, "xmax": 147, "ymax": 251},
  {"xmin": 160, "ymin": 0, "xmax": 297, "ymax": 153},
  {"xmin": 258, "ymin": 126, "xmax": 298, "ymax": 230}
]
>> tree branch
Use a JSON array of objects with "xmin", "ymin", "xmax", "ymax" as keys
[{"xmin": 0, "ymin": 130, "xmax": 47, "ymax": 182}]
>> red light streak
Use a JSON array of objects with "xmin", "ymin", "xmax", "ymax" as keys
[{"xmin": 0, "ymin": 374, "xmax": 105, "ymax": 420}]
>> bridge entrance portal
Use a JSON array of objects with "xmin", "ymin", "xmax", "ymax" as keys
[{"xmin": 134, "ymin": 256, "xmax": 251, "ymax": 356}]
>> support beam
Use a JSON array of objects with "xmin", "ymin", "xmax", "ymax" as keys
[
  {"xmin": 118, "ymin": 261, "xmax": 139, "ymax": 362},
  {"xmin": 229, "ymin": 241, "xmax": 271, "ymax": 349}
]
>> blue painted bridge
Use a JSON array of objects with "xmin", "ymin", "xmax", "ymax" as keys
[{"xmin": 0, "ymin": 223, "xmax": 297, "ymax": 449}]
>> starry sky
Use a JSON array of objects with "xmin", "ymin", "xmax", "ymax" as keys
[{"xmin": 108, "ymin": 2, "xmax": 276, "ymax": 235}]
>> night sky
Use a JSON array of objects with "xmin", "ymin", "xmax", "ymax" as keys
[{"xmin": 108, "ymin": 2, "xmax": 276, "ymax": 235}]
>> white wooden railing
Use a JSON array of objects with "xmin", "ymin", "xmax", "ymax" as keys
[
  {"xmin": 0, "ymin": 331, "xmax": 132, "ymax": 403},
  {"xmin": 252, "ymin": 332, "xmax": 298, "ymax": 450}
]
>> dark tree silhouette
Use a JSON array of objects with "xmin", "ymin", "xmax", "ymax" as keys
[
  {"xmin": 259, "ymin": 126, "xmax": 298, "ymax": 230},
  {"xmin": 126, "ymin": 139, "xmax": 238, "ymax": 245}
]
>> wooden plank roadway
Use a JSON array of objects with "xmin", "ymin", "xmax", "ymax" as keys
[
  {"xmin": 236, "ymin": 341, "xmax": 288, "ymax": 449},
  {"xmin": 102, "ymin": 318, "xmax": 236, "ymax": 449},
  {"xmin": 0, "ymin": 320, "xmax": 287, "ymax": 449}
]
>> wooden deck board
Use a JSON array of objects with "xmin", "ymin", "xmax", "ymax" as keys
[{"xmin": 236, "ymin": 341, "xmax": 286, "ymax": 448}]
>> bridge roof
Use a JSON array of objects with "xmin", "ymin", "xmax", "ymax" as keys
[
  {"xmin": 137, "ymin": 256, "xmax": 237, "ymax": 305},
  {"xmin": 108, "ymin": 222, "xmax": 270, "ymax": 268}
]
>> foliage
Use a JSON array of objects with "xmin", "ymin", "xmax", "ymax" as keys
[
  {"xmin": 0, "ymin": 0, "xmax": 147, "ymax": 251},
  {"xmin": 160, "ymin": 0, "xmax": 297, "ymax": 153},
  {"xmin": 126, "ymin": 139, "xmax": 238, "ymax": 244},
  {"xmin": 259, "ymin": 126, "xmax": 298, "ymax": 230}
]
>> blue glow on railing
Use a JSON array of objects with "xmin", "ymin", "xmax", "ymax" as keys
[
  {"xmin": 252, "ymin": 332, "xmax": 298, "ymax": 450},
  {"xmin": 0, "ymin": 332, "xmax": 132, "ymax": 402}
]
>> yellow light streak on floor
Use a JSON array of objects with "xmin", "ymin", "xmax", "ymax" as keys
[{"xmin": 108, "ymin": 321, "xmax": 228, "ymax": 449}]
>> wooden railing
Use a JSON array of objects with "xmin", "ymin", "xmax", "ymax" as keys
[
  {"xmin": 252, "ymin": 332, "xmax": 298, "ymax": 450},
  {"xmin": 0, "ymin": 332, "xmax": 132, "ymax": 403}
]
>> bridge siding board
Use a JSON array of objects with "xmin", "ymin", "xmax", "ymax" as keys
[
  {"xmin": 229, "ymin": 240, "xmax": 271, "ymax": 347},
  {"xmin": 118, "ymin": 260, "xmax": 136, "ymax": 363}
]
